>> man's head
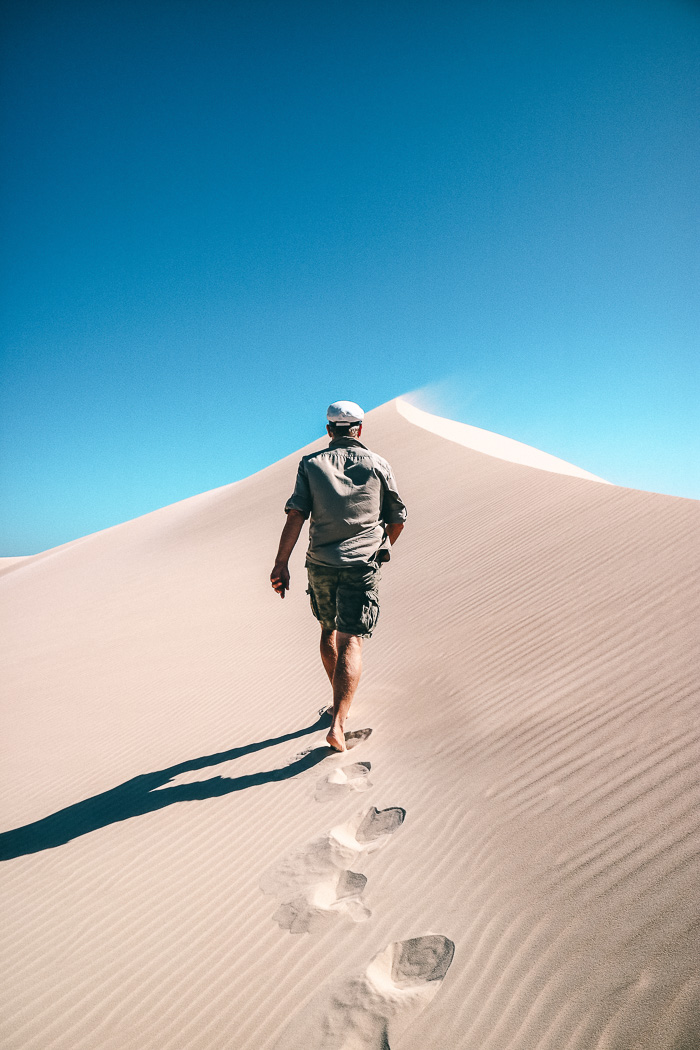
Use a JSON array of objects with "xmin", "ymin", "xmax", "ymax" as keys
[{"xmin": 326, "ymin": 400, "xmax": 364, "ymax": 440}]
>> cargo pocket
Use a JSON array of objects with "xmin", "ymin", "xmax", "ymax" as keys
[
  {"xmin": 360, "ymin": 590, "xmax": 380, "ymax": 636},
  {"xmin": 306, "ymin": 586, "xmax": 321, "ymax": 622}
]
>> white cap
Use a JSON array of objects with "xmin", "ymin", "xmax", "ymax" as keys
[{"xmin": 326, "ymin": 400, "xmax": 364, "ymax": 424}]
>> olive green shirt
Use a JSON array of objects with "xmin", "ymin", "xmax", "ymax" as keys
[{"xmin": 284, "ymin": 437, "xmax": 407, "ymax": 568}]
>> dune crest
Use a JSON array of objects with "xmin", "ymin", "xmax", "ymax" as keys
[{"xmin": 396, "ymin": 396, "xmax": 610, "ymax": 482}]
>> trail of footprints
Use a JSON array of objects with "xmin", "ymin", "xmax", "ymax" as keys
[{"xmin": 262, "ymin": 708, "xmax": 455, "ymax": 1048}]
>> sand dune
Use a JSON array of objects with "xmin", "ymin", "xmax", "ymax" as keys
[
  {"xmin": 1, "ymin": 398, "xmax": 698, "ymax": 1049},
  {"xmin": 396, "ymin": 398, "xmax": 611, "ymax": 482}
]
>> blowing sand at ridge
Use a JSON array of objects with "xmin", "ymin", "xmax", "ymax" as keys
[{"xmin": 1, "ymin": 398, "xmax": 699, "ymax": 1049}]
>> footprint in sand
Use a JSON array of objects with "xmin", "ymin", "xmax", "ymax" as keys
[
  {"xmin": 271, "ymin": 870, "xmax": 370, "ymax": 934},
  {"xmin": 260, "ymin": 805, "xmax": 406, "ymax": 934},
  {"xmin": 291, "ymin": 727, "xmax": 373, "ymax": 765},
  {"xmin": 273, "ymin": 934, "xmax": 455, "ymax": 1048},
  {"xmin": 314, "ymin": 761, "xmax": 373, "ymax": 802}
]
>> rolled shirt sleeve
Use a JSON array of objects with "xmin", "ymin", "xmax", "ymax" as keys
[
  {"xmin": 284, "ymin": 459, "xmax": 312, "ymax": 518},
  {"xmin": 379, "ymin": 464, "xmax": 407, "ymax": 525}
]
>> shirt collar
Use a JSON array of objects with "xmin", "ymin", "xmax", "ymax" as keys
[{"xmin": 328, "ymin": 437, "xmax": 368, "ymax": 450}]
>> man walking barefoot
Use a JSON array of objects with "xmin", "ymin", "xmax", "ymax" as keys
[{"xmin": 270, "ymin": 401, "xmax": 407, "ymax": 751}]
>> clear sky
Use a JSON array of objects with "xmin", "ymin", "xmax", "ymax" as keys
[{"xmin": 1, "ymin": 0, "xmax": 698, "ymax": 555}]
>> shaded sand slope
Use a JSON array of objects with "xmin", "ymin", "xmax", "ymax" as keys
[{"xmin": 1, "ymin": 400, "xmax": 699, "ymax": 1049}]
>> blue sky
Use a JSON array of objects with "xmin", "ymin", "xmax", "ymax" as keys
[{"xmin": 1, "ymin": 0, "xmax": 698, "ymax": 554}]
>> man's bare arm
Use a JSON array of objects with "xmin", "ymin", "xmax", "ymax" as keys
[
  {"xmin": 270, "ymin": 509, "xmax": 306, "ymax": 598},
  {"xmin": 386, "ymin": 523, "xmax": 404, "ymax": 545}
]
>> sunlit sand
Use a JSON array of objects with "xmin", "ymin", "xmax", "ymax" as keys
[{"xmin": 1, "ymin": 399, "xmax": 698, "ymax": 1049}]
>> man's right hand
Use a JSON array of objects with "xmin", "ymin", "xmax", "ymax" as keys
[
  {"xmin": 270, "ymin": 561, "xmax": 290, "ymax": 598},
  {"xmin": 271, "ymin": 510, "xmax": 305, "ymax": 599}
]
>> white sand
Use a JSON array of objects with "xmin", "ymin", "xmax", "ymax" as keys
[
  {"xmin": 1, "ymin": 398, "xmax": 699, "ymax": 1049},
  {"xmin": 396, "ymin": 398, "xmax": 611, "ymax": 482}
]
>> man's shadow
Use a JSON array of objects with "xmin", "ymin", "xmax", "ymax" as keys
[{"xmin": 0, "ymin": 712, "xmax": 334, "ymax": 862}]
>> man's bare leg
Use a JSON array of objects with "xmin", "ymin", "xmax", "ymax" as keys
[
  {"xmin": 320, "ymin": 627, "xmax": 338, "ymax": 685},
  {"xmin": 326, "ymin": 632, "xmax": 363, "ymax": 751}
]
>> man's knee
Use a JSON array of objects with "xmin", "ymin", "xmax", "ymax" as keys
[{"xmin": 336, "ymin": 631, "xmax": 363, "ymax": 652}]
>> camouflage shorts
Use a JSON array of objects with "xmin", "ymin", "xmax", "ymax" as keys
[{"xmin": 305, "ymin": 559, "xmax": 382, "ymax": 638}]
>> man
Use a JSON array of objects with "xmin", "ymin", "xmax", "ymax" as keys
[{"xmin": 270, "ymin": 401, "xmax": 407, "ymax": 751}]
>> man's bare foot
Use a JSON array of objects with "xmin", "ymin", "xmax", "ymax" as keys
[{"xmin": 326, "ymin": 724, "xmax": 346, "ymax": 751}]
